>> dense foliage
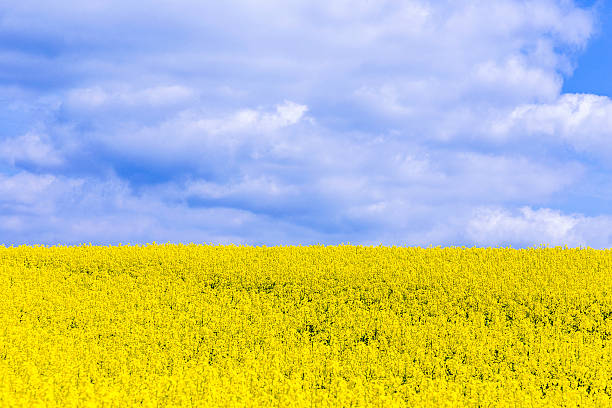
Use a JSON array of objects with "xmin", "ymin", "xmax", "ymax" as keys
[{"xmin": 1, "ymin": 244, "xmax": 611, "ymax": 407}]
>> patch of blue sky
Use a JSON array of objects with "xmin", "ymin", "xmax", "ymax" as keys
[{"xmin": 563, "ymin": 0, "xmax": 612, "ymax": 96}]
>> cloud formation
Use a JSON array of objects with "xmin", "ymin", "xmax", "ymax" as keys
[
  {"xmin": 0, "ymin": 0, "xmax": 609, "ymax": 247},
  {"xmin": 467, "ymin": 206, "xmax": 612, "ymax": 248},
  {"xmin": 494, "ymin": 93, "xmax": 612, "ymax": 157}
]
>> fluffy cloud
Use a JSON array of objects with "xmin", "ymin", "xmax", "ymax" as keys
[
  {"xmin": 492, "ymin": 93, "xmax": 612, "ymax": 157},
  {"xmin": 0, "ymin": 132, "xmax": 63, "ymax": 168},
  {"xmin": 467, "ymin": 206, "xmax": 612, "ymax": 248}
]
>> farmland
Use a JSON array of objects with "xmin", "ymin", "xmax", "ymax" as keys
[{"xmin": 1, "ymin": 244, "xmax": 612, "ymax": 407}]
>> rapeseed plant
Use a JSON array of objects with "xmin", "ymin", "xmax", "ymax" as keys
[{"xmin": 0, "ymin": 244, "xmax": 611, "ymax": 406}]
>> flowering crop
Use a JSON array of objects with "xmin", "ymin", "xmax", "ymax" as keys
[{"xmin": 1, "ymin": 244, "xmax": 612, "ymax": 407}]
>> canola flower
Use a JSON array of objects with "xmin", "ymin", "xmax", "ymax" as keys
[{"xmin": 1, "ymin": 244, "xmax": 612, "ymax": 407}]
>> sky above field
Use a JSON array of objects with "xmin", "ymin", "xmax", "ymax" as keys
[{"xmin": 1, "ymin": 0, "xmax": 612, "ymax": 248}]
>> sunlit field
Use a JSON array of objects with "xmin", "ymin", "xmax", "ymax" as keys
[{"xmin": 1, "ymin": 244, "xmax": 612, "ymax": 407}]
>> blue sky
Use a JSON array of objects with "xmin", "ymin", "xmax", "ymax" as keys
[{"xmin": 1, "ymin": 0, "xmax": 612, "ymax": 248}]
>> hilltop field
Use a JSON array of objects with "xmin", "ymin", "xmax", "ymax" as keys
[{"xmin": 1, "ymin": 244, "xmax": 611, "ymax": 407}]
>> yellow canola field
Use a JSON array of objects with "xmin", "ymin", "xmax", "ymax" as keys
[{"xmin": 1, "ymin": 244, "xmax": 612, "ymax": 407}]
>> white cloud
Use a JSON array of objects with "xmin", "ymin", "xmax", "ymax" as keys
[
  {"xmin": 66, "ymin": 85, "xmax": 195, "ymax": 109},
  {"xmin": 467, "ymin": 206, "xmax": 612, "ymax": 248},
  {"xmin": 0, "ymin": 172, "xmax": 56, "ymax": 204},
  {"xmin": 468, "ymin": 206, "xmax": 578, "ymax": 246},
  {"xmin": 0, "ymin": 171, "xmax": 85, "ymax": 218},
  {"xmin": 0, "ymin": 133, "xmax": 63, "ymax": 167},
  {"xmin": 195, "ymin": 101, "xmax": 308, "ymax": 135},
  {"xmin": 473, "ymin": 56, "xmax": 562, "ymax": 103},
  {"xmin": 493, "ymin": 93, "xmax": 612, "ymax": 156},
  {"xmin": 92, "ymin": 100, "xmax": 309, "ymax": 168}
]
